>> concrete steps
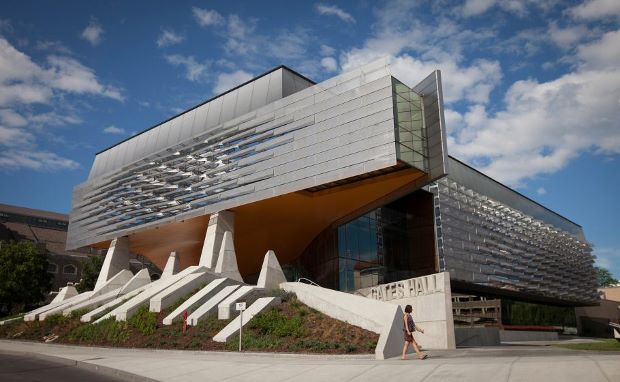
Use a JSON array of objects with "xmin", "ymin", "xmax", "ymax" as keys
[{"xmin": 213, "ymin": 297, "xmax": 280, "ymax": 342}]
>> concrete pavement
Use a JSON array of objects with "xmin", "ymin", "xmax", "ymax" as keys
[{"xmin": 0, "ymin": 340, "xmax": 618, "ymax": 382}]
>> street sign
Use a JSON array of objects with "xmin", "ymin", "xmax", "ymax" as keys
[{"xmin": 236, "ymin": 302, "xmax": 247, "ymax": 352}]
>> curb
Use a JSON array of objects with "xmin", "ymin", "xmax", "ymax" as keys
[
  {"xmin": 0, "ymin": 348, "xmax": 158, "ymax": 382},
  {"xmin": 0, "ymin": 339, "xmax": 376, "ymax": 360}
]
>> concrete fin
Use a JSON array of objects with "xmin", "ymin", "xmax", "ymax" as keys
[
  {"xmin": 213, "ymin": 297, "xmax": 280, "ymax": 342},
  {"xmin": 214, "ymin": 231, "xmax": 243, "ymax": 283},
  {"xmin": 51, "ymin": 285, "xmax": 79, "ymax": 303},
  {"xmin": 95, "ymin": 237, "xmax": 130, "ymax": 291},
  {"xmin": 38, "ymin": 291, "xmax": 94, "ymax": 320},
  {"xmin": 199, "ymin": 211, "xmax": 235, "ymax": 269},
  {"xmin": 119, "ymin": 268, "xmax": 151, "ymax": 294},
  {"xmin": 256, "ymin": 250, "xmax": 287, "ymax": 291},
  {"xmin": 80, "ymin": 286, "xmax": 148, "ymax": 323},
  {"xmin": 375, "ymin": 305, "xmax": 405, "ymax": 360},
  {"xmin": 95, "ymin": 269, "xmax": 133, "ymax": 295},
  {"xmin": 161, "ymin": 251, "xmax": 181, "ymax": 279},
  {"xmin": 163, "ymin": 278, "xmax": 239, "ymax": 325},
  {"xmin": 187, "ymin": 285, "xmax": 239, "ymax": 326},
  {"xmin": 217, "ymin": 286, "xmax": 262, "ymax": 319},
  {"xmin": 149, "ymin": 272, "xmax": 213, "ymax": 313}
]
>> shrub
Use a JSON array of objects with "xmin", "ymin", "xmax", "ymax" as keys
[
  {"xmin": 70, "ymin": 309, "xmax": 88, "ymax": 320},
  {"xmin": 225, "ymin": 332, "xmax": 281, "ymax": 351},
  {"xmin": 250, "ymin": 308, "xmax": 303, "ymax": 338},
  {"xmin": 46, "ymin": 313, "xmax": 68, "ymax": 327},
  {"xmin": 128, "ymin": 305, "xmax": 157, "ymax": 336},
  {"xmin": 68, "ymin": 318, "xmax": 129, "ymax": 345}
]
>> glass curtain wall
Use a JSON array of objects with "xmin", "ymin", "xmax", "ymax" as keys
[{"xmin": 296, "ymin": 190, "xmax": 436, "ymax": 292}]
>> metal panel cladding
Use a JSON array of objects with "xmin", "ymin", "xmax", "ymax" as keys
[
  {"xmin": 68, "ymin": 59, "xmax": 445, "ymax": 250},
  {"xmin": 431, "ymin": 157, "xmax": 598, "ymax": 305}
]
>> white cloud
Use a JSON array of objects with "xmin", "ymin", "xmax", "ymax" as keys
[
  {"xmin": 315, "ymin": 4, "xmax": 356, "ymax": 23},
  {"xmin": 156, "ymin": 29, "xmax": 184, "ymax": 48},
  {"xmin": 80, "ymin": 18, "xmax": 103, "ymax": 46},
  {"xmin": 0, "ymin": 38, "xmax": 124, "ymax": 105},
  {"xmin": 338, "ymin": 1, "xmax": 619, "ymax": 187},
  {"xmin": 460, "ymin": 0, "xmax": 557, "ymax": 17},
  {"xmin": 577, "ymin": 29, "xmax": 620, "ymax": 70},
  {"xmin": 462, "ymin": 0, "xmax": 496, "ymax": 16},
  {"xmin": 448, "ymin": 30, "xmax": 620, "ymax": 186},
  {"xmin": 214, "ymin": 70, "xmax": 253, "ymax": 94},
  {"xmin": 192, "ymin": 11, "xmax": 314, "ymax": 74},
  {"xmin": 548, "ymin": 22, "xmax": 591, "ymax": 49},
  {"xmin": 46, "ymin": 55, "xmax": 124, "ymax": 100},
  {"xmin": 165, "ymin": 55, "xmax": 208, "ymax": 82},
  {"xmin": 536, "ymin": 187, "xmax": 547, "ymax": 195},
  {"xmin": 0, "ymin": 37, "xmax": 121, "ymax": 171},
  {"xmin": 594, "ymin": 247, "xmax": 620, "ymax": 277},
  {"xmin": 103, "ymin": 125, "xmax": 125, "ymax": 134},
  {"xmin": 570, "ymin": 0, "xmax": 620, "ymax": 20},
  {"xmin": 35, "ymin": 40, "xmax": 72, "ymax": 54},
  {"xmin": 0, "ymin": 109, "xmax": 27, "ymax": 127},
  {"xmin": 320, "ymin": 44, "xmax": 336, "ymax": 56},
  {"xmin": 0, "ymin": 149, "xmax": 79, "ymax": 171},
  {"xmin": 320, "ymin": 57, "xmax": 338, "ymax": 72},
  {"xmin": 192, "ymin": 7, "xmax": 224, "ymax": 27},
  {"xmin": 0, "ymin": 125, "xmax": 33, "ymax": 146}
]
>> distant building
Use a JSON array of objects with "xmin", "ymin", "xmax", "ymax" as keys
[
  {"xmin": 0, "ymin": 203, "xmax": 160, "ymax": 296},
  {"xmin": 575, "ymin": 286, "xmax": 620, "ymax": 337}
]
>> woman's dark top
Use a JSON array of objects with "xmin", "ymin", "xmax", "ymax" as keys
[{"xmin": 404, "ymin": 313, "xmax": 415, "ymax": 333}]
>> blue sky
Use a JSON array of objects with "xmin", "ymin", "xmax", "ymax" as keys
[{"xmin": 0, "ymin": 0, "xmax": 618, "ymax": 278}]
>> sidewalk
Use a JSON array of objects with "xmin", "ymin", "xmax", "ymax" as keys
[{"xmin": 0, "ymin": 340, "xmax": 618, "ymax": 382}]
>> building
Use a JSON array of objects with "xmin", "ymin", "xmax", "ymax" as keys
[
  {"xmin": 66, "ymin": 58, "xmax": 598, "ymax": 319},
  {"xmin": 0, "ymin": 203, "xmax": 161, "ymax": 296},
  {"xmin": 0, "ymin": 203, "xmax": 99, "ymax": 293},
  {"xmin": 575, "ymin": 286, "xmax": 620, "ymax": 337}
]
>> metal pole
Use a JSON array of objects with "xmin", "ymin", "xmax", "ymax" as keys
[{"xmin": 239, "ymin": 310, "xmax": 243, "ymax": 352}]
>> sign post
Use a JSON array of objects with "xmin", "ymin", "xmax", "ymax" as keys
[{"xmin": 236, "ymin": 302, "xmax": 246, "ymax": 352}]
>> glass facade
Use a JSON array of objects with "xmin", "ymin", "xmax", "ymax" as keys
[
  {"xmin": 296, "ymin": 190, "xmax": 436, "ymax": 292},
  {"xmin": 392, "ymin": 78, "xmax": 429, "ymax": 172}
]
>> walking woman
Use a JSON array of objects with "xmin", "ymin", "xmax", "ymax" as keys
[{"xmin": 401, "ymin": 304, "xmax": 427, "ymax": 360}]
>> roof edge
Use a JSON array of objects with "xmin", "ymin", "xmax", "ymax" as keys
[{"xmin": 95, "ymin": 65, "xmax": 316, "ymax": 155}]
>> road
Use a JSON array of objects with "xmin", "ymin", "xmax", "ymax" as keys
[{"xmin": 0, "ymin": 353, "xmax": 127, "ymax": 382}]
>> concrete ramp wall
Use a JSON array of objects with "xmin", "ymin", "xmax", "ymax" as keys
[{"xmin": 281, "ymin": 282, "xmax": 404, "ymax": 360}]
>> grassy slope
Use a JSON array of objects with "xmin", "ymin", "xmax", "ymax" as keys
[
  {"xmin": 0, "ymin": 294, "xmax": 378, "ymax": 354},
  {"xmin": 556, "ymin": 340, "xmax": 620, "ymax": 351}
]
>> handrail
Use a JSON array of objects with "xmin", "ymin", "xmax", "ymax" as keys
[{"xmin": 297, "ymin": 277, "xmax": 319, "ymax": 287}]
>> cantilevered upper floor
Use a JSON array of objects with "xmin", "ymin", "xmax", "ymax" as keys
[{"xmin": 67, "ymin": 58, "xmax": 448, "ymax": 252}]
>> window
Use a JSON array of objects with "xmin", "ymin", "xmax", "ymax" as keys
[
  {"xmin": 47, "ymin": 263, "xmax": 58, "ymax": 273},
  {"xmin": 63, "ymin": 264, "xmax": 77, "ymax": 275}
]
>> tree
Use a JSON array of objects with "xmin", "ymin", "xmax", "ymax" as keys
[
  {"xmin": 596, "ymin": 267, "xmax": 619, "ymax": 287},
  {"xmin": 76, "ymin": 255, "xmax": 104, "ymax": 293},
  {"xmin": 0, "ymin": 240, "xmax": 52, "ymax": 315}
]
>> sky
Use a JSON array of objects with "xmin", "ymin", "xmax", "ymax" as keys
[{"xmin": 0, "ymin": 0, "xmax": 618, "ymax": 278}]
